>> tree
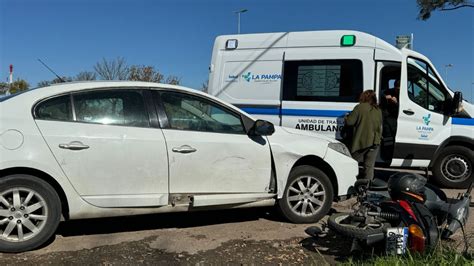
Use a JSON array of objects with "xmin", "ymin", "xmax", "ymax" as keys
[
  {"xmin": 94, "ymin": 57, "xmax": 129, "ymax": 80},
  {"xmin": 165, "ymin": 75, "xmax": 181, "ymax": 85},
  {"xmin": 128, "ymin": 65, "xmax": 164, "ymax": 82},
  {"xmin": 35, "ymin": 58, "xmax": 181, "ymax": 88},
  {"xmin": 75, "ymin": 71, "xmax": 97, "ymax": 81},
  {"xmin": 37, "ymin": 76, "xmax": 73, "ymax": 88},
  {"xmin": 0, "ymin": 79, "xmax": 30, "ymax": 95},
  {"xmin": 0, "ymin": 82, "xmax": 9, "ymax": 95},
  {"xmin": 38, "ymin": 72, "xmax": 95, "ymax": 88},
  {"xmin": 200, "ymin": 80, "xmax": 209, "ymax": 93},
  {"xmin": 128, "ymin": 65, "xmax": 181, "ymax": 85},
  {"xmin": 417, "ymin": 0, "xmax": 474, "ymax": 20}
]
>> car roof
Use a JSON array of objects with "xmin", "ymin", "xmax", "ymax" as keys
[
  {"xmin": 214, "ymin": 30, "xmax": 401, "ymax": 57},
  {"xmin": 2, "ymin": 81, "xmax": 203, "ymax": 101},
  {"xmin": 0, "ymin": 81, "xmax": 254, "ymax": 120},
  {"xmin": 36, "ymin": 80, "xmax": 197, "ymax": 94}
]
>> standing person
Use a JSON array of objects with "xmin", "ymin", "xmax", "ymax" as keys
[
  {"xmin": 384, "ymin": 79, "xmax": 400, "ymax": 107},
  {"xmin": 382, "ymin": 79, "xmax": 401, "ymax": 120},
  {"xmin": 345, "ymin": 90, "xmax": 383, "ymax": 180},
  {"xmin": 380, "ymin": 79, "xmax": 400, "ymax": 160}
]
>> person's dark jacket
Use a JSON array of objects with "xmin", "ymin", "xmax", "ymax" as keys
[{"xmin": 345, "ymin": 102, "xmax": 383, "ymax": 153}]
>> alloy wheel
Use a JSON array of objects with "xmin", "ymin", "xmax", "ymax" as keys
[
  {"xmin": 0, "ymin": 187, "xmax": 48, "ymax": 242},
  {"xmin": 286, "ymin": 175, "xmax": 325, "ymax": 217}
]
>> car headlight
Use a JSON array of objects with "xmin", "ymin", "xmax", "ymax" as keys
[{"xmin": 328, "ymin": 142, "xmax": 352, "ymax": 157}]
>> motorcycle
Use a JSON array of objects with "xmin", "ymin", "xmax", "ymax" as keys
[{"xmin": 313, "ymin": 172, "xmax": 472, "ymax": 254}]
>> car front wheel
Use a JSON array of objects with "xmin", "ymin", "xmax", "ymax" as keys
[
  {"xmin": 0, "ymin": 174, "xmax": 61, "ymax": 253},
  {"xmin": 278, "ymin": 166, "xmax": 334, "ymax": 223}
]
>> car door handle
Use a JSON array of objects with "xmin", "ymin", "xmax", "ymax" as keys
[
  {"xmin": 172, "ymin": 145, "xmax": 197, "ymax": 154},
  {"xmin": 403, "ymin": 109, "xmax": 415, "ymax": 116},
  {"xmin": 59, "ymin": 141, "xmax": 90, "ymax": 150}
]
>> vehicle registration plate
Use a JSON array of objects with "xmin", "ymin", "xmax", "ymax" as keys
[{"xmin": 385, "ymin": 227, "xmax": 408, "ymax": 255}]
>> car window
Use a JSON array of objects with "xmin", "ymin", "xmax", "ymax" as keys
[
  {"xmin": 407, "ymin": 58, "xmax": 448, "ymax": 114},
  {"xmin": 73, "ymin": 90, "xmax": 150, "ymax": 127},
  {"xmin": 160, "ymin": 91, "xmax": 245, "ymax": 134},
  {"xmin": 283, "ymin": 59, "xmax": 363, "ymax": 102},
  {"xmin": 35, "ymin": 95, "xmax": 73, "ymax": 121}
]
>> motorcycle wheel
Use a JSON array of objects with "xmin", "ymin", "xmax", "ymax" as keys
[{"xmin": 328, "ymin": 213, "xmax": 391, "ymax": 240}]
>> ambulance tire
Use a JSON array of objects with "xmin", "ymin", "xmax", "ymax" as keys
[{"xmin": 432, "ymin": 145, "xmax": 473, "ymax": 189}]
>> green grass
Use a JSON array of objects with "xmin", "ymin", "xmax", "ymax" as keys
[
  {"xmin": 343, "ymin": 250, "xmax": 473, "ymax": 266},
  {"xmin": 341, "ymin": 238, "xmax": 474, "ymax": 266}
]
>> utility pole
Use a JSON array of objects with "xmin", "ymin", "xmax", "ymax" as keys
[
  {"xmin": 6, "ymin": 64, "xmax": 13, "ymax": 96},
  {"xmin": 234, "ymin": 9, "xmax": 248, "ymax": 34},
  {"xmin": 444, "ymin": 64, "xmax": 453, "ymax": 83}
]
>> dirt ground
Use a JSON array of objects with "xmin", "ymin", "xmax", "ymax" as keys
[{"xmin": 0, "ymin": 168, "xmax": 472, "ymax": 265}]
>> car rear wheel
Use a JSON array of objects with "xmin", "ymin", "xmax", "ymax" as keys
[
  {"xmin": 0, "ymin": 175, "xmax": 61, "ymax": 253},
  {"xmin": 278, "ymin": 166, "xmax": 333, "ymax": 223}
]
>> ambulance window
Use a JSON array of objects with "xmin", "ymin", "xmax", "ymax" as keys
[
  {"xmin": 282, "ymin": 60, "xmax": 363, "ymax": 102},
  {"xmin": 407, "ymin": 58, "xmax": 449, "ymax": 114}
]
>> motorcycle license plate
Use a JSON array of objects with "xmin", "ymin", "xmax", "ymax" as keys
[{"xmin": 385, "ymin": 227, "xmax": 408, "ymax": 255}]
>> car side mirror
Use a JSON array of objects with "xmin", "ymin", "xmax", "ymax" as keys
[
  {"xmin": 448, "ymin": 91, "xmax": 463, "ymax": 116},
  {"xmin": 249, "ymin": 120, "xmax": 275, "ymax": 136}
]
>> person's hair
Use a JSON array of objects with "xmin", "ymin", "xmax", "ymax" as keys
[
  {"xmin": 394, "ymin": 79, "xmax": 400, "ymax": 88},
  {"xmin": 359, "ymin": 90, "xmax": 378, "ymax": 108}
]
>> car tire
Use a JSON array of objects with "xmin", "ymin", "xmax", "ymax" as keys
[
  {"xmin": 432, "ymin": 145, "xmax": 473, "ymax": 189},
  {"xmin": 278, "ymin": 166, "xmax": 333, "ymax": 224},
  {"xmin": 0, "ymin": 174, "xmax": 61, "ymax": 253}
]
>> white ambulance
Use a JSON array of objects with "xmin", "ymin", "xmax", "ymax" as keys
[{"xmin": 208, "ymin": 30, "xmax": 473, "ymax": 188}]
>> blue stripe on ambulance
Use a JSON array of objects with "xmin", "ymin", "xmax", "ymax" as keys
[
  {"xmin": 452, "ymin": 117, "xmax": 474, "ymax": 126},
  {"xmin": 241, "ymin": 107, "xmax": 349, "ymax": 118},
  {"xmin": 242, "ymin": 107, "xmax": 474, "ymax": 126}
]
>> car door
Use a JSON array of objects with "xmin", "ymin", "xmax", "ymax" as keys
[
  {"xmin": 34, "ymin": 89, "xmax": 169, "ymax": 207},
  {"xmin": 393, "ymin": 51, "xmax": 452, "ymax": 167},
  {"xmin": 155, "ymin": 90, "xmax": 272, "ymax": 196}
]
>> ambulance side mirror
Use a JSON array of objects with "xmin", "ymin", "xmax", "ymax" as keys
[
  {"xmin": 448, "ymin": 91, "xmax": 463, "ymax": 116},
  {"xmin": 249, "ymin": 120, "xmax": 275, "ymax": 136}
]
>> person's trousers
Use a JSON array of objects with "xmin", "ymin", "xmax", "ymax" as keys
[{"xmin": 351, "ymin": 145, "xmax": 380, "ymax": 180}]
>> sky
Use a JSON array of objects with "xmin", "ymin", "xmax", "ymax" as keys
[{"xmin": 0, "ymin": 0, "xmax": 473, "ymax": 101}]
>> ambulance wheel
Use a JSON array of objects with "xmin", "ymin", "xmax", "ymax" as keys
[
  {"xmin": 278, "ymin": 166, "xmax": 333, "ymax": 223},
  {"xmin": 432, "ymin": 145, "xmax": 473, "ymax": 188}
]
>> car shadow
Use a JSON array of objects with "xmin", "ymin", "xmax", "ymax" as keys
[
  {"xmin": 53, "ymin": 168, "xmax": 439, "ymax": 249},
  {"xmin": 300, "ymin": 229, "xmax": 353, "ymax": 260},
  {"xmin": 56, "ymin": 207, "xmax": 279, "ymax": 237}
]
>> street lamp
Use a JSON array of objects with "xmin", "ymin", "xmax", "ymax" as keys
[
  {"xmin": 234, "ymin": 9, "xmax": 248, "ymax": 34},
  {"xmin": 444, "ymin": 64, "xmax": 453, "ymax": 83}
]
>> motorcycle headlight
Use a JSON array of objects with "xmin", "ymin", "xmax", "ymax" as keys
[{"xmin": 328, "ymin": 142, "xmax": 352, "ymax": 157}]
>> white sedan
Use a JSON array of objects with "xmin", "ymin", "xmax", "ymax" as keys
[{"xmin": 0, "ymin": 81, "xmax": 358, "ymax": 252}]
